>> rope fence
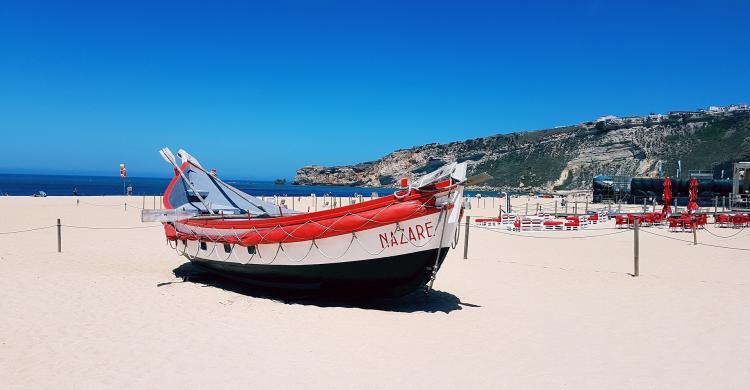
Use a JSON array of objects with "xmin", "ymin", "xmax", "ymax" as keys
[
  {"xmin": 0, "ymin": 225, "xmax": 56, "ymax": 235},
  {"xmin": 2, "ymin": 210, "xmax": 748, "ymax": 280}
]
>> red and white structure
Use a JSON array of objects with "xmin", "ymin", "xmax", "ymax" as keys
[{"xmin": 145, "ymin": 148, "xmax": 467, "ymax": 297}]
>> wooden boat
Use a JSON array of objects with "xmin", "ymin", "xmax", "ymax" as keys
[{"xmin": 145, "ymin": 148, "xmax": 468, "ymax": 297}]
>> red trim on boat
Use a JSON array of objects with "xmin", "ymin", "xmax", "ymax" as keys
[
  {"xmin": 163, "ymin": 173, "xmax": 458, "ymax": 246},
  {"xmin": 162, "ymin": 161, "xmax": 190, "ymax": 209}
]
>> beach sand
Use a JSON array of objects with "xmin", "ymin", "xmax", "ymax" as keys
[{"xmin": 2, "ymin": 195, "xmax": 749, "ymax": 389}]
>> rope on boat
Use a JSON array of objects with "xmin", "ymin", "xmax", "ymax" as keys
[
  {"xmin": 312, "ymin": 235, "xmax": 358, "ymax": 260},
  {"xmin": 451, "ymin": 220, "xmax": 461, "ymax": 249},
  {"xmin": 171, "ymin": 189, "xmax": 447, "ymax": 244},
  {"xmin": 255, "ymin": 243, "xmax": 283, "ymax": 265},
  {"xmin": 167, "ymin": 189, "xmax": 459, "ymax": 265},
  {"xmin": 279, "ymin": 239, "xmax": 317, "ymax": 263},
  {"xmin": 350, "ymin": 231, "xmax": 389, "ymax": 256}
]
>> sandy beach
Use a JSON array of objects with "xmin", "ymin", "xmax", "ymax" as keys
[{"xmin": 2, "ymin": 195, "xmax": 749, "ymax": 389}]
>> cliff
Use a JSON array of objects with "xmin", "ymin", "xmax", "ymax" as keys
[{"xmin": 294, "ymin": 108, "xmax": 750, "ymax": 191}]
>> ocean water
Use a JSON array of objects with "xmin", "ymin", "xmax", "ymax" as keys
[
  {"xmin": 0, "ymin": 174, "xmax": 388, "ymax": 197},
  {"xmin": 0, "ymin": 173, "xmax": 500, "ymax": 198}
]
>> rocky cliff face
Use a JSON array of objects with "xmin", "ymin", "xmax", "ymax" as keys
[{"xmin": 295, "ymin": 109, "xmax": 750, "ymax": 191}]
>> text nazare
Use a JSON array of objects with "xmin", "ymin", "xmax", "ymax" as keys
[{"xmin": 379, "ymin": 221, "xmax": 435, "ymax": 248}]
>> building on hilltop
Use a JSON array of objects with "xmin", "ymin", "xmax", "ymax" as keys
[{"xmin": 595, "ymin": 115, "xmax": 619, "ymax": 122}]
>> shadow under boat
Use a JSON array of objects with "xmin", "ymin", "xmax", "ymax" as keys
[{"xmin": 163, "ymin": 262, "xmax": 479, "ymax": 314}]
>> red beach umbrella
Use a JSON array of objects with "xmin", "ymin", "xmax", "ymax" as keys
[
  {"xmin": 661, "ymin": 177, "xmax": 673, "ymax": 214},
  {"xmin": 687, "ymin": 177, "xmax": 699, "ymax": 211}
]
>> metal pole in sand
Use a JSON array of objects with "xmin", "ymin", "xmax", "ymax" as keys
[
  {"xmin": 722, "ymin": 196, "xmax": 726, "ymax": 211},
  {"xmin": 633, "ymin": 220, "xmax": 639, "ymax": 277},
  {"xmin": 585, "ymin": 200, "xmax": 588, "ymax": 214},
  {"xmin": 714, "ymin": 197, "xmax": 718, "ymax": 215},
  {"xmin": 292, "ymin": 196, "xmax": 295, "ymax": 210},
  {"xmin": 57, "ymin": 218, "xmax": 61, "ymax": 253},
  {"xmin": 463, "ymin": 215, "xmax": 470, "ymax": 260},
  {"xmin": 124, "ymin": 202, "xmax": 127, "ymax": 211},
  {"xmin": 525, "ymin": 201, "xmax": 528, "ymax": 216},
  {"xmin": 554, "ymin": 201, "xmax": 558, "ymax": 217},
  {"xmin": 142, "ymin": 196, "xmax": 145, "ymax": 209}
]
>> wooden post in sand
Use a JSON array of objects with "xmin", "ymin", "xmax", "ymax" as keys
[
  {"xmin": 693, "ymin": 223, "xmax": 698, "ymax": 246},
  {"xmin": 57, "ymin": 218, "xmax": 61, "ymax": 253},
  {"xmin": 633, "ymin": 220, "xmax": 639, "ymax": 277},
  {"xmin": 463, "ymin": 215, "xmax": 470, "ymax": 260}
]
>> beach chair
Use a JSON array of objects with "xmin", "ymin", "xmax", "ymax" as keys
[
  {"xmin": 564, "ymin": 220, "xmax": 580, "ymax": 231},
  {"xmin": 521, "ymin": 219, "xmax": 533, "ymax": 232},
  {"xmin": 714, "ymin": 214, "xmax": 729, "ymax": 227},
  {"xmin": 579, "ymin": 216, "xmax": 590, "ymax": 229},
  {"xmin": 696, "ymin": 214, "xmax": 707, "ymax": 229},
  {"xmin": 543, "ymin": 221, "xmax": 563, "ymax": 231},
  {"xmin": 615, "ymin": 215, "xmax": 626, "ymax": 228},
  {"xmin": 668, "ymin": 218, "xmax": 680, "ymax": 232}
]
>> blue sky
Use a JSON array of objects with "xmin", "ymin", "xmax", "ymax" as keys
[{"xmin": 1, "ymin": 1, "xmax": 748, "ymax": 179}]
